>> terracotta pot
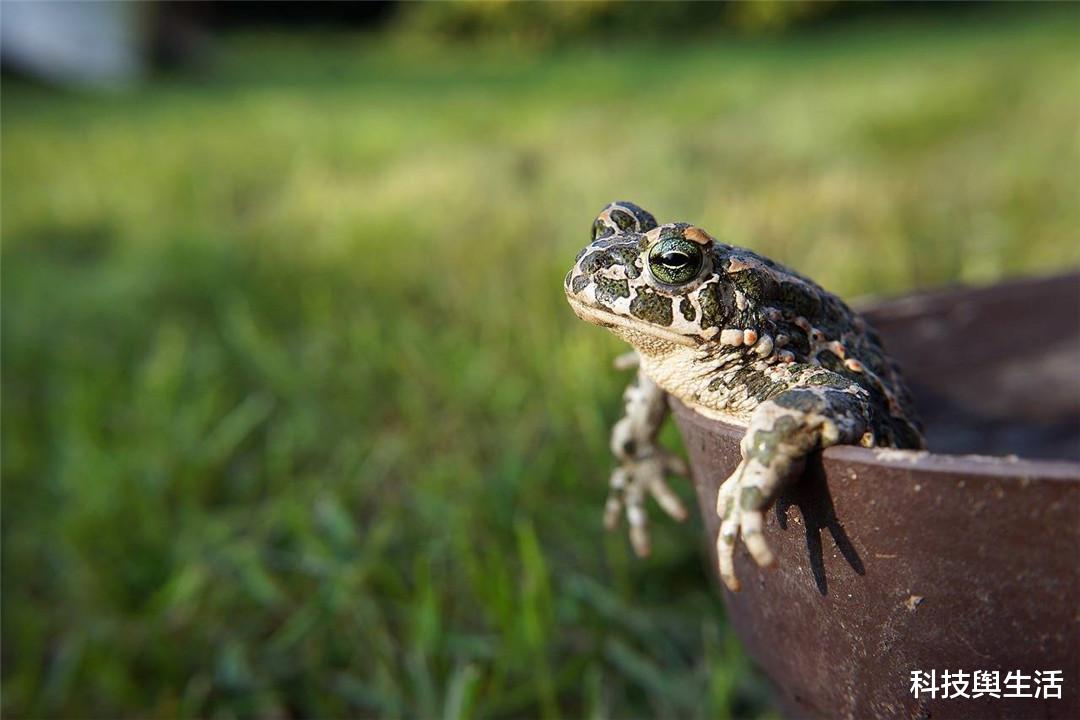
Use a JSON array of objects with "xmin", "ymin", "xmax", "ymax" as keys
[{"xmin": 671, "ymin": 272, "xmax": 1080, "ymax": 719}]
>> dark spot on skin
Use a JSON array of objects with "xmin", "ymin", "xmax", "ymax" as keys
[
  {"xmin": 831, "ymin": 392, "xmax": 869, "ymax": 422},
  {"xmin": 808, "ymin": 373, "xmax": 853, "ymax": 390},
  {"xmin": 739, "ymin": 367, "xmax": 789, "ymax": 401},
  {"xmin": 579, "ymin": 251, "xmax": 609, "ymax": 275},
  {"xmin": 680, "ymin": 298, "xmax": 696, "ymax": 322},
  {"xmin": 608, "ymin": 245, "xmax": 644, "ymax": 279},
  {"xmin": 623, "ymin": 440, "xmax": 636, "ymax": 455},
  {"xmin": 595, "ymin": 277, "xmax": 630, "ymax": 304},
  {"xmin": 592, "ymin": 219, "xmax": 614, "ymax": 241},
  {"xmin": 696, "ymin": 281, "xmax": 729, "ymax": 329},
  {"xmin": 629, "ymin": 287, "xmax": 673, "ymax": 326},
  {"xmin": 613, "ymin": 201, "xmax": 658, "ymax": 231},
  {"xmin": 746, "ymin": 415, "xmax": 800, "ymax": 466},
  {"xmin": 571, "ymin": 275, "xmax": 589, "ymax": 294},
  {"xmin": 814, "ymin": 350, "xmax": 846, "ymax": 373},
  {"xmin": 611, "ymin": 209, "xmax": 635, "ymax": 231},
  {"xmin": 774, "ymin": 389, "xmax": 828, "ymax": 413},
  {"xmin": 775, "ymin": 387, "xmax": 869, "ymax": 437},
  {"xmin": 731, "ymin": 270, "xmax": 769, "ymax": 303},
  {"xmin": 780, "ymin": 280, "xmax": 823, "ymax": 320},
  {"xmin": 579, "ymin": 241, "xmax": 645, "ymax": 279}
]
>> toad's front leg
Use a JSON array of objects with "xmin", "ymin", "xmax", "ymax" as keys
[
  {"xmin": 605, "ymin": 359, "xmax": 688, "ymax": 557},
  {"xmin": 716, "ymin": 385, "xmax": 871, "ymax": 591}
]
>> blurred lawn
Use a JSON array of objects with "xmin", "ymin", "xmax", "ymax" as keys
[{"xmin": 3, "ymin": 7, "xmax": 1078, "ymax": 719}]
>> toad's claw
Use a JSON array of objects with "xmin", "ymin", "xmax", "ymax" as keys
[
  {"xmin": 714, "ymin": 394, "xmax": 856, "ymax": 591},
  {"xmin": 716, "ymin": 459, "xmax": 780, "ymax": 591},
  {"xmin": 604, "ymin": 369, "xmax": 687, "ymax": 557},
  {"xmin": 741, "ymin": 509, "xmax": 775, "ymax": 568},
  {"xmin": 604, "ymin": 451, "xmax": 688, "ymax": 557}
]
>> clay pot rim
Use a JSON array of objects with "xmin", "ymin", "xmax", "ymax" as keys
[{"xmin": 672, "ymin": 399, "xmax": 1080, "ymax": 484}]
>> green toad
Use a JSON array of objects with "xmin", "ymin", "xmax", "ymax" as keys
[{"xmin": 566, "ymin": 201, "xmax": 924, "ymax": 591}]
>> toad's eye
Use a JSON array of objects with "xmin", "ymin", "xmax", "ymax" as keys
[{"xmin": 648, "ymin": 239, "xmax": 703, "ymax": 285}]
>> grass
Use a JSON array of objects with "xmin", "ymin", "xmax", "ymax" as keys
[{"xmin": 2, "ymin": 7, "xmax": 1078, "ymax": 718}]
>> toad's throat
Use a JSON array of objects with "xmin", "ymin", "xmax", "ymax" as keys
[{"xmin": 566, "ymin": 296, "xmax": 699, "ymax": 349}]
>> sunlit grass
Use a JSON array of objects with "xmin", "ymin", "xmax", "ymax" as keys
[{"xmin": 3, "ymin": 8, "xmax": 1077, "ymax": 718}]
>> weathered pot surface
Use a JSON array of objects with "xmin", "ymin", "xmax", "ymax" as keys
[{"xmin": 671, "ymin": 272, "xmax": 1080, "ymax": 719}]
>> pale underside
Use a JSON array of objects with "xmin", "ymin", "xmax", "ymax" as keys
[{"xmin": 568, "ymin": 296, "xmax": 796, "ymax": 427}]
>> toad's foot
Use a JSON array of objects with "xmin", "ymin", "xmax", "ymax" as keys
[
  {"xmin": 605, "ymin": 450, "xmax": 689, "ymax": 557},
  {"xmin": 715, "ymin": 457, "xmax": 792, "ymax": 591},
  {"xmin": 715, "ymin": 387, "xmax": 869, "ymax": 591},
  {"xmin": 605, "ymin": 367, "xmax": 688, "ymax": 556}
]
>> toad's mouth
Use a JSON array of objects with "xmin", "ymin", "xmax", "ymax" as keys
[{"xmin": 565, "ymin": 295, "xmax": 698, "ymax": 348}]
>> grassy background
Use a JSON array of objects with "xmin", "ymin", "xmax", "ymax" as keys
[{"xmin": 3, "ymin": 7, "xmax": 1078, "ymax": 718}]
